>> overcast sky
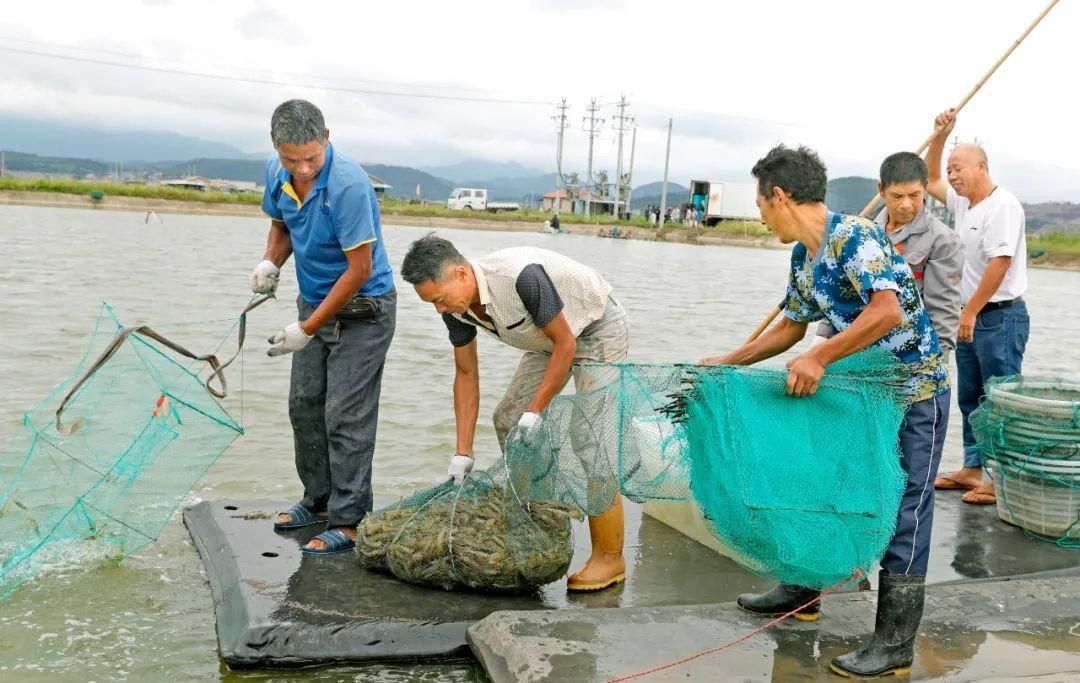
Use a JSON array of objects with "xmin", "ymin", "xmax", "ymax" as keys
[{"xmin": 2, "ymin": 0, "xmax": 1078, "ymax": 201}]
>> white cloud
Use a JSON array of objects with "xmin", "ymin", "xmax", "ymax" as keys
[{"xmin": 0, "ymin": 0, "xmax": 1077, "ymax": 200}]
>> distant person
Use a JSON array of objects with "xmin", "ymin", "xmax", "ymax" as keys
[
  {"xmin": 251, "ymin": 99, "xmax": 396, "ymax": 554},
  {"xmin": 926, "ymin": 109, "xmax": 1029, "ymax": 505},
  {"xmin": 550, "ymin": 213, "xmax": 561, "ymax": 233},
  {"xmin": 401, "ymin": 235, "xmax": 631, "ymax": 591}
]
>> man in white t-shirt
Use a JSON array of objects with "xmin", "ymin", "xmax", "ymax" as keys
[{"xmin": 925, "ymin": 108, "xmax": 1031, "ymax": 505}]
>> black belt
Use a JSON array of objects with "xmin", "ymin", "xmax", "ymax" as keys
[{"xmin": 979, "ymin": 298, "xmax": 1021, "ymax": 313}]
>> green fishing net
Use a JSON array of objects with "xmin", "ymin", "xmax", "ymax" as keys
[
  {"xmin": 359, "ymin": 351, "xmax": 911, "ymax": 592},
  {"xmin": 970, "ymin": 375, "xmax": 1080, "ymax": 547},
  {"xmin": 0, "ymin": 302, "xmax": 256, "ymax": 598}
]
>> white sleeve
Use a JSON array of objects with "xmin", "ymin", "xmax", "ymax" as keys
[
  {"xmin": 945, "ymin": 186, "xmax": 964, "ymax": 216},
  {"xmin": 982, "ymin": 198, "xmax": 1025, "ymax": 259}
]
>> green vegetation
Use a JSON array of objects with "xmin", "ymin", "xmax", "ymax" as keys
[
  {"xmin": 0, "ymin": 176, "xmax": 261, "ymax": 205},
  {"xmin": 1028, "ymin": 231, "xmax": 1080, "ymax": 256},
  {"xmin": 1, "ymin": 178, "xmax": 1076, "ymax": 260}
]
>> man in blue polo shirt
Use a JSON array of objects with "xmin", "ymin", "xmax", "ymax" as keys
[{"xmin": 251, "ymin": 99, "xmax": 396, "ymax": 555}]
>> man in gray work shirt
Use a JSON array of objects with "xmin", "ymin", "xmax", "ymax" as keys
[
  {"xmin": 815, "ymin": 152, "xmax": 963, "ymax": 356},
  {"xmin": 401, "ymin": 235, "xmax": 631, "ymax": 592}
]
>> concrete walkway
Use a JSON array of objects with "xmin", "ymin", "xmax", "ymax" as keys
[
  {"xmin": 468, "ymin": 572, "xmax": 1080, "ymax": 682},
  {"xmin": 185, "ymin": 493, "xmax": 1080, "ymax": 672}
]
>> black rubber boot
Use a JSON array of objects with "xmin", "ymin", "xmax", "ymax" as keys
[
  {"xmin": 737, "ymin": 584, "xmax": 821, "ymax": 622},
  {"xmin": 830, "ymin": 572, "xmax": 926, "ymax": 678}
]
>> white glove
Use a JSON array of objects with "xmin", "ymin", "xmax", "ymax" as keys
[
  {"xmin": 267, "ymin": 322, "xmax": 313, "ymax": 357},
  {"xmin": 509, "ymin": 411, "xmax": 543, "ymax": 446},
  {"xmin": 251, "ymin": 259, "xmax": 281, "ymax": 295},
  {"xmin": 447, "ymin": 454, "xmax": 474, "ymax": 484}
]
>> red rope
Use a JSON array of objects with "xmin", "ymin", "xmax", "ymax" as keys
[{"xmin": 606, "ymin": 570, "xmax": 863, "ymax": 683}]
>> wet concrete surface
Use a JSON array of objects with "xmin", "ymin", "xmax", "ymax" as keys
[
  {"xmin": 468, "ymin": 575, "xmax": 1080, "ymax": 682},
  {"xmin": 183, "ymin": 497, "xmax": 770, "ymax": 668},
  {"xmin": 185, "ymin": 492, "xmax": 1080, "ymax": 672}
]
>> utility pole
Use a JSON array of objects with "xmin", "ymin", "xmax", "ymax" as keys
[
  {"xmin": 612, "ymin": 94, "xmax": 633, "ymax": 221},
  {"xmin": 582, "ymin": 97, "xmax": 604, "ymax": 217},
  {"xmin": 552, "ymin": 97, "xmax": 569, "ymax": 216},
  {"xmin": 1, "ymin": 150, "xmax": 5, "ymax": 178},
  {"xmin": 658, "ymin": 118, "xmax": 673, "ymax": 233},
  {"xmin": 625, "ymin": 126, "xmax": 637, "ymax": 217}
]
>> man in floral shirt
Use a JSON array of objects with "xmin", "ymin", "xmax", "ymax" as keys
[{"xmin": 703, "ymin": 145, "xmax": 950, "ymax": 678}]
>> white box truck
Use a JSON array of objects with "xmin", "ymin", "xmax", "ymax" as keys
[
  {"xmin": 447, "ymin": 188, "xmax": 520, "ymax": 213},
  {"xmin": 689, "ymin": 180, "xmax": 760, "ymax": 225}
]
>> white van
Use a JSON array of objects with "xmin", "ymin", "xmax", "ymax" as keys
[
  {"xmin": 447, "ymin": 188, "xmax": 520, "ymax": 213},
  {"xmin": 447, "ymin": 188, "xmax": 488, "ymax": 211}
]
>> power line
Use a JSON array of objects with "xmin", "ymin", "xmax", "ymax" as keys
[
  {"xmin": 0, "ymin": 35, "xmax": 500, "ymax": 95},
  {"xmin": 0, "ymin": 45, "xmax": 551, "ymax": 106}
]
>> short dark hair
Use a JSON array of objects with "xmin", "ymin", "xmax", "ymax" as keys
[
  {"xmin": 270, "ymin": 99, "xmax": 326, "ymax": 148},
  {"xmin": 401, "ymin": 234, "xmax": 468, "ymax": 284},
  {"xmin": 879, "ymin": 152, "xmax": 928, "ymax": 189},
  {"xmin": 750, "ymin": 144, "xmax": 827, "ymax": 204}
]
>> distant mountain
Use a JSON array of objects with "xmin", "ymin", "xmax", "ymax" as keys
[
  {"xmin": 471, "ymin": 173, "xmax": 557, "ymax": 201},
  {"xmin": 826, "ymin": 176, "xmax": 877, "ymax": 215},
  {"xmin": 161, "ymin": 158, "xmax": 267, "ymax": 183},
  {"xmin": 421, "ymin": 159, "xmax": 545, "ymax": 183},
  {"xmin": 633, "ymin": 181, "xmax": 689, "ymax": 197},
  {"xmin": 0, "ymin": 151, "xmax": 110, "ymax": 177},
  {"xmin": 0, "ymin": 116, "xmax": 247, "ymax": 163},
  {"xmin": 1026, "ymin": 202, "xmax": 1080, "ymax": 234},
  {"xmin": 628, "ymin": 183, "xmax": 689, "ymax": 211},
  {"xmin": 363, "ymin": 164, "xmax": 454, "ymax": 200}
]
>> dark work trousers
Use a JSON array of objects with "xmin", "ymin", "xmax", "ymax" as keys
[
  {"xmin": 957, "ymin": 300, "xmax": 1030, "ymax": 468},
  {"xmin": 880, "ymin": 389, "xmax": 950, "ymax": 576},
  {"xmin": 289, "ymin": 290, "xmax": 396, "ymax": 528}
]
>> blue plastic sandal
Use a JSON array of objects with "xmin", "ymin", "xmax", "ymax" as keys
[
  {"xmin": 273, "ymin": 503, "xmax": 327, "ymax": 531},
  {"xmin": 301, "ymin": 528, "xmax": 356, "ymax": 555}
]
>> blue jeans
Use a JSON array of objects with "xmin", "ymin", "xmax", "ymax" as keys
[
  {"xmin": 881, "ymin": 390, "xmax": 950, "ymax": 576},
  {"xmin": 956, "ymin": 301, "xmax": 1030, "ymax": 469},
  {"xmin": 289, "ymin": 291, "xmax": 397, "ymax": 527}
]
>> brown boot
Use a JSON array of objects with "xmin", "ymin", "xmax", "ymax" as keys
[{"xmin": 567, "ymin": 495, "xmax": 626, "ymax": 592}]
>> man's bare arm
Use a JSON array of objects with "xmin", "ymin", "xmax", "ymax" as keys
[
  {"xmin": 263, "ymin": 219, "xmax": 293, "ymax": 267},
  {"xmin": 784, "ymin": 290, "xmax": 902, "ymax": 397},
  {"xmin": 926, "ymin": 109, "xmax": 956, "ymax": 203},
  {"xmin": 528, "ymin": 312, "xmax": 577, "ymax": 414},
  {"xmin": 300, "ymin": 243, "xmax": 373, "ymax": 335},
  {"xmin": 702, "ymin": 315, "xmax": 808, "ymax": 367},
  {"xmin": 452, "ymin": 339, "xmax": 481, "ymax": 455},
  {"xmin": 956, "ymin": 256, "xmax": 1011, "ymax": 343}
]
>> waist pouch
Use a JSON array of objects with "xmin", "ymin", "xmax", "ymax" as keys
[{"xmin": 335, "ymin": 295, "xmax": 379, "ymax": 320}]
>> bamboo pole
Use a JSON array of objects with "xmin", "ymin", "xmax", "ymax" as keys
[
  {"xmin": 745, "ymin": 304, "xmax": 782, "ymax": 344},
  {"xmin": 857, "ymin": 0, "xmax": 1061, "ymax": 219}
]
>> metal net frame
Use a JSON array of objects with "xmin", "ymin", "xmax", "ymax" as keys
[{"xmin": 0, "ymin": 303, "xmax": 250, "ymax": 598}]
